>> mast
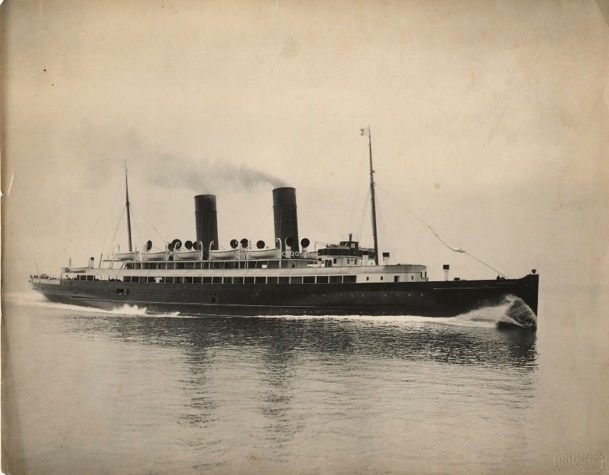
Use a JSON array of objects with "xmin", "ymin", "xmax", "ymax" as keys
[
  {"xmin": 367, "ymin": 126, "xmax": 380, "ymax": 265},
  {"xmin": 125, "ymin": 162, "xmax": 133, "ymax": 253}
]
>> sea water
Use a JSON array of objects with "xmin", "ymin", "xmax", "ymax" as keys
[{"xmin": 2, "ymin": 292, "xmax": 604, "ymax": 475}]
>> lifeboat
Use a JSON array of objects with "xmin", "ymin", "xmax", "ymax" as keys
[
  {"xmin": 209, "ymin": 249, "xmax": 240, "ymax": 260},
  {"xmin": 173, "ymin": 249, "xmax": 203, "ymax": 261},
  {"xmin": 247, "ymin": 248, "xmax": 281, "ymax": 259},
  {"xmin": 141, "ymin": 251, "xmax": 169, "ymax": 262},
  {"xmin": 63, "ymin": 266, "xmax": 88, "ymax": 273},
  {"xmin": 113, "ymin": 251, "xmax": 139, "ymax": 262}
]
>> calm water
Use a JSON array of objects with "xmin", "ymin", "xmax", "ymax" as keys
[{"xmin": 2, "ymin": 292, "xmax": 601, "ymax": 474}]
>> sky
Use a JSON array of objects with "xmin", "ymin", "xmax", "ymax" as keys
[{"xmin": 2, "ymin": 0, "xmax": 609, "ymax": 305}]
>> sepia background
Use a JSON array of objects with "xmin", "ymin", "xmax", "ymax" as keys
[{"xmin": 2, "ymin": 0, "xmax": 609, "ymax": 473}]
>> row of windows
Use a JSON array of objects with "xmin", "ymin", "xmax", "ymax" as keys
[{"xmin": 73, "ymin": 275, "xmax": 359, "ymax": 284}]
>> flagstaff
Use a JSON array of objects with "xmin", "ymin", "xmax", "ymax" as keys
[
  {"xmin": 125, "ymin": 162, "xmax": 133, "ymax": 253},
  {"xmin": 362, "ymin": 126, "xmax": 380, "ymax": 265}
]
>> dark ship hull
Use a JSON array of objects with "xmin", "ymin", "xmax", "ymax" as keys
[{"xmin": 32, "ymin": 273, "xmax": 538, "ymax": 324}]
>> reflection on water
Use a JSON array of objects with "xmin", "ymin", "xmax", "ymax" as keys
[
  {"xmin": 4, "ymin": 299, "xmax": 539, "ymax": 475},
  {"xmin": 60, "ymin": 313, "xmax": 537, "ymax": 369}
]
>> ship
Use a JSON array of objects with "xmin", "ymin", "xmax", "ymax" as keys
[{"xmin": 31, "ymin": 129, "xmax": 539, "ymax": 327}]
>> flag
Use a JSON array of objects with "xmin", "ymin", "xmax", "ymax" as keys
[{"xmin": 359, "ymin": 126, "xmax": 370, "ymax": 137}]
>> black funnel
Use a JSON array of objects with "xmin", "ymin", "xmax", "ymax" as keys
[
  {"xmin": 194, "ymin": 194, "xmax": 219, "ymax": 259},
  {"xmin": 273, "ymin": 187, "xmax": 299, "ymax": 253}
]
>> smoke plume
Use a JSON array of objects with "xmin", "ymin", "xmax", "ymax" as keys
[
  {"xmin": 141, "ymin": 154, "xmax": 287, "ymax": 193},
  {"xmin": 65, "ymin": 127, "xmax": 288, "ymax": 193}
]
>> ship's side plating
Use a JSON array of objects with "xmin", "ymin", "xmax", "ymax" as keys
[{"xmin": 31, "ymin": 270, "xmax": 538, "ymax": 317}]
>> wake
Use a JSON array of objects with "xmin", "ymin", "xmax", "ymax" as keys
[
  {"xmin": 441, "ymin": 295, "xmax": 537, "ymax": 329},
  {"xmin": 3, "ymin": 292, "xmax": 183, "ymax": 318},
  {"xmin": 6, "ymin": 292, "xmax": 536, "ymax": 328},
  {"xmin": 258, "ymin": 295, "xmax": 536, "ymax": 329}
]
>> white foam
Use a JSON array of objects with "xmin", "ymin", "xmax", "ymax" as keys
[
  {"xmin": 4, "ymin": 293, "xmax": 183, "ymax": 318},
  {"xmin": 252, "ymin": 296, "xmax": 534, "ymax": 329},
  {"xmin": 8, "ymin": 292, "xmax": 534, "ymax": 327}
]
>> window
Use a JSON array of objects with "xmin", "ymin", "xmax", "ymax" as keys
[
  {"xmin": 244, "ymin": 277, "xmax": 255, "ymax": 284},
  {"xmin": 291, "ymin": 276, "xmax": 303, "ymax": 284},
  {"xmin": 267, "ymin": 277, "xmax": 278, "ymax": 284},
  {"xmin": 233, "ymin": 277, "xmax": 244, "ymax": 284},
  {"xmin": 344, "ymin": 276, "xmax": 356, "ymax": 283},
  {"xmin": 330, "ymin": 276, "xmax": 342, "ymax": 284},
  {"xmin": 212, "ymin": 277, "xmax": 222, "ymax": 284},
  {"xmin": 303, "ymin": 277, "xmax": 315, "ymax": 284},
  {"xmin": 255, "ymin": 277, "xmax": 266, "ymax": 284},
  {"xmin": 317, "ymin": 276, "xmax": 328, "ymax": 284},
  {"xmin": 394, "ymin": 276, "xmax": 399, "ymax": 283},
  {"xmin": 279, "ymin": 277, "xmax": 289, "ymax": 284}
]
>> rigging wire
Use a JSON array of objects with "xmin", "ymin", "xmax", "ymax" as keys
[
  {"xmin": 99, "ymin": 173, "xmax": 125, "ymax": 257},
  {"xmin": 356, "ymin": 188, "xmax": 370, "ymax": 244},
  {"xmin": 377, "ymin": 185, "xmax": 510, "ymax": 278},
  {"xmin": 130, "ymin": 204, "xmax": 168, "ymax": 245},
  {"xmin": 132, "ymin": 211, "xmax": 144, "ymax": 251},
  {"xmin": 463, "ymin": 251, "xmax": 508, "ymax": 278},
  {"xmin": 375, "ymin": 135, "xmax": 491, "ymax": 256},
  {"xmin": 381, "ymin": 159, "xmax": 490, "ymax": 260},
  {"xmin": 427, "ymin": 226, "xmax": 465, "ymax": 253},
  {"xmin": 376, "ymin": 195, "xmax": 390, "ymax": 256},
  {"xmin": 346, "ymin": 153, "xmax": 367, "ymax": 234},
  {"xmin": 108, "ymin": 206, "xmax": 126, "ymax": 254}
]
